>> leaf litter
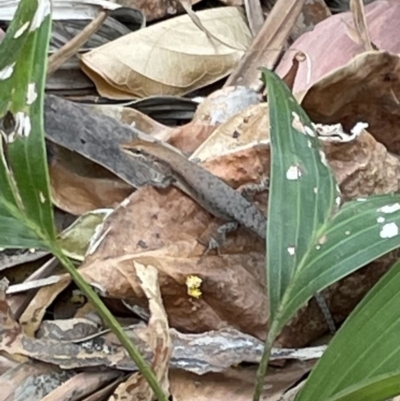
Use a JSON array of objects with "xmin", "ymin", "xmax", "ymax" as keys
[{"xmin": 1, "ymin": 0, "xmax": 400, "ymax": 400}]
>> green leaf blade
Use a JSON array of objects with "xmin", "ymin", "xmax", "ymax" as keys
[
  {"xmin": 0, "ymin": 0, "xmax": 55, "ymax": 246},
  {"xmin": 295, "ymin": 260, "xmax": 400, "ymax": 401},
  {"xmin": 263, "ymin": 68, "xmax": 338, "ymax": 322},
  {"xmin": 282, "ymin": 195, "xmax": 400, "ymax": 325}
]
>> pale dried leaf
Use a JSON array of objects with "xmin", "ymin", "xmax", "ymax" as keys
[
  {"xmin": 19, "ymin": 275, "xmax": 71, "ymax": 336},
  {"xmin": 81, "ymin": 7, "xmax": 251, "ymax": 98},
  {"xmin": 112, "ymin": 263, "xmax": 171, "ymax": 400}
]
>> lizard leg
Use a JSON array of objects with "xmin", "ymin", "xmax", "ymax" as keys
[
  {"xmin": 238, "ymin": 176, "xmax": 270, "ymax": 201},
  {"xmin": 198, "ymin": 221, "xmax": 239, "ymax": 263},
  {"xmin": 314, "ymin": 293, "xmax": 336, "ymax": 334}
]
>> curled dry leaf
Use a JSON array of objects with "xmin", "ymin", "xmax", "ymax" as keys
[
  {"xmin": 112, "ymin": 263, "xmax": 171, "ymax": 400},
  {"xmin": 276, "ymin": 0, "xmax": 400, "ymax": 94},
  {"xmin": 81, "ymin": 7, "xmax": 251, "ymax": 98},
  {"xmin": 19, "ymin": 274, "xmax": 71, "ymax": 337},
  {"xmin": 301, "ymin": 51, "xmax": 400, "ymax": 154},
  {"xmin": 167, "ymin": 86, "xmax": 261, "ymax": 154}
]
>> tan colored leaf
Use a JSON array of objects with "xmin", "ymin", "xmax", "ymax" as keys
[
  {"xmin": 167, "ymin": 85, "xmax": 261, "ymax": 154},
  {"xmin": 50, "ymin": 146, "xmax": 133, "ymax": 215},
  {"xmin": 81, "ymin": 7, "xmax": 251, "ymax": 98},
  {"xmin": 112, "ymin": 263, "xmax": 171, "ymax": 400},
  {"xmin": 19, "ymin": 274, "xmax": 71, "ymax": 336}
]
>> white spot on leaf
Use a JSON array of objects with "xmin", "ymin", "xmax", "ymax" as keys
[
  {"xmin": 378, "ymin": 203, "xmax": 400, "ymax": 214},
  {"xmin": 30, "ymin": 0, "xmax": 51, "ymax": 31},
  {"xmin": 27, "ymin": 83, "xmax": 37, "ymax": 105},
  {"xmin": 357, "ymin": 198, "xmax": 367, "ymax": 202},
  {"xmin": 287, "ymin": 246, "xmax": 296, "ymax": 256},
  {"xmin": 316, "ymin": 245, "xmax": 321, "ymax": 250},
  {"xmin": 39, "ymin": 192, "xmax": 46, "ymax": 203},
  {"xmin": 0, "ymin": 63, "xmax": 15, "ymax": 80},
  {"xmin": 14, "ymin": 22, "xmax": 29, "ymax": 38},
  {"xmin": 286, "ymin": 165, "xmax": 302, "ymax": 180},
  {"xmin": 377, "ymin": 216, "xmax": 385, "ymax": 223},
  {"xmin": 304, "ymin": 126, "xmax": 315, "ymax": 137},
  {"xmin": 379, "ymin": 223, "xmax": 399, "ymax": 239},
  {"xmin": 15, "ymin": 112, "xmax": 31, "ymax": 137},
  {"xmin": 319, "ymin": 150, "xmax": 328, "ymax": 167},
  {"xmin": 291, "ymin": 112, "xmax": 305, "ymax": 133},
  {"xmin": 345, "ymin": 230, "xmax": 350, "ymax": 235},
  {"xmin": 351, "ymin": 122, "xmax": 369, "ymax": 136},
  {"xmin": 314, "ymin": 187, "xmax": 318, "ymax": 194},
  {"xmin": 335, "ymin": 196, "xmax": 341, "ymax": 207}
]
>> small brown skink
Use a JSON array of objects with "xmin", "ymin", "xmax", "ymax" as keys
[{"xmin": 121, "ymin": 135, "xmax": 266, "ymax": 240}]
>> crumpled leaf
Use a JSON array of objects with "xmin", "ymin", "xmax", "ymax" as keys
[
  {"xmin": 112, "ymin": 263, "xmax": 171, "ymax": 400},
  {"xmin": 0, "ymin": 278, "xmax": 320, "ymax": 375},
  {"xmin": 276, "ymin": 0, "xmax": 400, "ymax": 94},
  {"xmin": 300, "ymin": 51, "xmax": 400, "ymax": 155},
  {"xmin": 81, "ymin": 7, "xmax": 252, "ymax": 98}
]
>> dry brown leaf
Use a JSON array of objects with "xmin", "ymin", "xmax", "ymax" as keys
[
  {"xmin": 81, "ymin": 7, "xmax": 251, "ymax": 99},
  {"xmin": 300, "ymin": 51, "xmax": 400, "ymax": 154},
  {"xmin": 49, "ymin": 145, "xmax": 133, "ymax": 215},
  {"xmin": 276, "ymin": 0, "xmax": 400, "ymax": 94},
  {"xmin": 88, "ymin": 104, "xmax": 171, "ymax": 140},
  {"xmin": 168, "ymin": 362, "xmax": 314, "ymax": 401},
  {"xmin": 41, "ymin": 371, "xmax": 121, "ymax": 401},
  {"xmin": 80, "ymin": 186, "xmax": 268, "ymax": 339}
]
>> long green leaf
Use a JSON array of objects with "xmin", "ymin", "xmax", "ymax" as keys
[
  {"xmin": 263, "ymin": 68, "xmax": 337, "ymax": 325},
  {"xmin": 328, "ymin": 372, "xmax": 400, "ymax": 401},
  {"xmin": 262, "ymin": 68, "xmax": 400, "ymax": 333},
  {"xmin": 0, "ymin": 0, "xmax": 55, "ymax": 246},
  {"xmin": 282, "ymin": 195, "xmax": 400, "ymax": 326},
  {"xmin": 295, "ymin": 260, "xmax": 400, "ymax": 401}
]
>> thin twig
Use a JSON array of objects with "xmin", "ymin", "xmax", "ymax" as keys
[{"xmin": 47, "ymin": 10, "xmax": 109, "ymax": 75}]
